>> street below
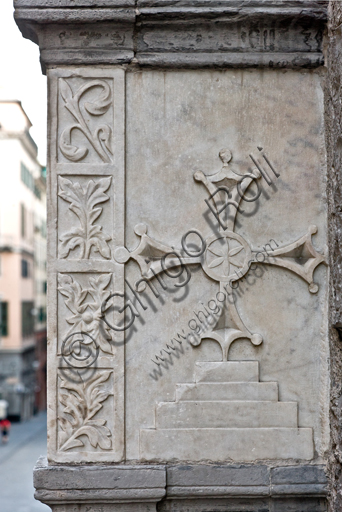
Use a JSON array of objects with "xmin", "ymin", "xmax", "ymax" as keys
[{"xmin": 0, "ymin": 412, "xmax": 49, "ymax": 512}]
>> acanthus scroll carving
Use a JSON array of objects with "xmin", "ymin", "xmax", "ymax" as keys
[
  {"xmin": 58, "ymin": 273, "xmax": 114, "ymax": 355},
  {"xmin": 59, "ymin": 78, "xmax": 113, "ymax": 163},
  {"xmin": 58, "ymin": 370, "xmax": 113, "ymax": 452},
  {"xmin": 58, "ymin": 176, "xmax": 112, "ymax": 259}
]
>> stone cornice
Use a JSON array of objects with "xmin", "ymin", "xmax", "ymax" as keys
[{"xmin": 14, "ymin": 1, "xmax": 328, "ymax": 70}]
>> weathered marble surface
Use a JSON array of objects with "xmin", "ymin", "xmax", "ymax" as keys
[
  {"xmin": 13, "ymin": 1, "xmax": 336, "ymax": 510},
  {"xmin": 33, "ymin": 457, "xmax": 327, "ymax": 512},
  {"xmin": 42, "ymin": 66, "xmax": 330, "ymax": 465},
  {"xmin": 14, "ymin": 0, "xmax": 327, "ymax": 71},
  {"xmin": 124, "ymin": 68, "xmax": 329, "ymax": 462},
  {"xmin": 47, "ymin": 67, "xmax": 126, "ymax": 463}
]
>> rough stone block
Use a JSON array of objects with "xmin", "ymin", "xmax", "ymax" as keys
[
  {"xmin": 158, "ymin": 498, "xmax": 271, "ymax": 512},
  {"xmin": 167, "ymin": 464, "xmax": 270, "ymax": 488},
  {"xmin": 272, "ymin": 497, "xmax": 327, "ymax": 512},
  {"xmin": 34, "ymin": 458, "xmax": 166, "ymax": 508},
  {"xmin": 166, "ymin": 464, "xmax": 270, "ymax": 498},
  {"xmin": 32, "ymin": 460, "xmax": 328, "ymax": 511},
  {"xmin": 271, "ymin": 465, "xmax": 327, "ymax": 496}
]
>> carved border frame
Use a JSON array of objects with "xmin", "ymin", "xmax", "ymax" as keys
[{"xmin": 47, "ymin": 67, "xmax": 125, "ymax": 463}]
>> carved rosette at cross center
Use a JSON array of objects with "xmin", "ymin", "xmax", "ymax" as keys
[
  {"xmin": 115, "ymin": 150, "xmax": 328, "ymax": 360},
  {"xmin": 203, "ymin": 231, "xmax": 251, "ymax": 282}
]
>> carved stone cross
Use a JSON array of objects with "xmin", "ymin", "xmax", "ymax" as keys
[{"xmin": 115, "ymin": 150, "xmax": 327, "ymax": 360}]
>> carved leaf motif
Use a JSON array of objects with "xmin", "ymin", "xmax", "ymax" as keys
[
  {"xmin": 86, "ymin": 274, "xmax": 114, "ymax": 353},
  {"xmin": 84, "ymin": 80, "xmax": 112, "ymax": 116},
  {"xmin": 59, "ymin": 78, "xmax": 113, "ymax": 163},
  {"xmin": 96, "ymin": 125, "xmax": 112, "ymax": 155},
  {"xmin": 59, "ymin": 370, "xmax": 113, "ymax": 452},
  {"xmin": 60, "ymin": 127, "xmax": 89, "ymax": 162},
  {"xmin": 58, "ymin": 176, "xmax": 112, "ymax": 259},
  {"xmin": 229, "ymin": 246, "xmax": 244, "ymax": 257},
  {"xmin": 88, "ymin": 230, "xmax": 112, "ymax": 260},
  {"xmin": 58, "ymin": 274, "xmax": 89, "ymax": 316},
  {"xmin": 58, "ymin": 273, "xmax": 114, "ymax": 354},
  {"xmin": 60, "ymin": 79, "xmax": 74, "ymax": 109}
]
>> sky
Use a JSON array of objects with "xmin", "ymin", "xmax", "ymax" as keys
[{"xmin": 0, "ymin": 2, "xmax": 47, "ymax": 165}]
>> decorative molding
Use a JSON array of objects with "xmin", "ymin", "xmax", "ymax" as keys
[
  {"xmin": 58, "ymin": 176, "xmax": 112, "ymax": 259},
  {"xmin": 58, "ymin": 370, "xmax": 113, "ymax": 452},
  {"xmin": 44, "ymin": 67, "xmax": 125, "ymax": 464},
  {"xmin": 14, "ymin": 1, "xmax": 328, "ymax": 72},
  {"xmin": 32, "ymin": 458, "xmax": 327, "ymax": 511}
]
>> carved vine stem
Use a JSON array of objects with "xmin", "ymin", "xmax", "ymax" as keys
[
  {"xmin": 59, "ymin": 79, "xmax": 113, "ymax": 163},
  {"xmin": 59, "ymin": 370, "xmax": 113, "ymax": 452}
]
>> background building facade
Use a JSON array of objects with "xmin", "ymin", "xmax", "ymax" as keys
[{"xmin": 0, "ymin": 100, "xmax": 46, "ymax": 420}]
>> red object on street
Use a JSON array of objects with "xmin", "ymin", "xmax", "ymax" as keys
[
  {"xmin": 0, "ymin": 419, "xmax": 11, "ymax": 429},
  {"xmin": 0, "ymin": 418, "xmax": 11, "ymax": 444}
]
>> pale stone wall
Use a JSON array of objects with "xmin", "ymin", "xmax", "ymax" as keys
[
  {"xmin": 43, "ymin": 63, "xmax": 329, "ymax": 467},
  {"xmin": 125, "ymin": 68, "xmax": 329, "ymax": 463}
]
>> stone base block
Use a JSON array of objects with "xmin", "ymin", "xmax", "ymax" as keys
[
  {"xmin": 156, "ymin": 401, "xmax": 298, "ymax": 428},
  {"xmin": 50, "ymin": 505, "xmax": 157, "ymax": 512},
  {"xmin": 158, "ymin": 497, "xmax": 328, "ymax": 512},
  {"xmin": 34, "ymin": 459, "xmax": 327, "ymax": 512},
  {"xmin": 195, "ymin": 361, "xmax": 259, "ymax": 382},
  {"xmin": 34, "ymin": 457, "xmax": 166, "ymax": 511},
  {"xmin": 140, "ymin": 428, "xmax": 314, "ymax": 462},
  {"xmin": 175, "ymin": 381, "xmax": 279, "ymax": 401}
]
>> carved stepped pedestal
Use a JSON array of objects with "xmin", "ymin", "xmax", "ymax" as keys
[{"xmin": 140, "ymin": 362, "xmax": 314, "ymax": 462}]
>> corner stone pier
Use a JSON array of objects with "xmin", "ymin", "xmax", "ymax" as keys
[{"xmin": 13, "ymin": 1, "xmax": 342, "ymax": 511}]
